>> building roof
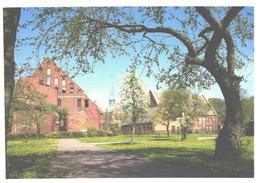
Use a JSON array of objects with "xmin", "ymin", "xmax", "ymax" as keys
[
  {"xmin": 150, "ymin": 90, "xmax": 217, "ymax": 116},
  {"xmin": 150, "ymin": 90, "xmax": 162, "ymax": 105}
]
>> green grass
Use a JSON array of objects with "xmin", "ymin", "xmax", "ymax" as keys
[
  {"xmin": 6, "ymin": 139, "xmax": 58, "ymax": 179},
  {"xmin": 97, "ymin": 135, "xmax": 253, "ymax": 177},
  {"xmin": 78, "ymin": 133, "xmax": 218, "ymax": 143}
]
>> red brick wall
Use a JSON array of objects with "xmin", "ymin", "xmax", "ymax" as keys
[
  {"xmin": 12, "ymin": 58, "xmax": 103, "ymax": 133},
  {"xmin": 192, "ymin": 115, "xmax": 220, "ymax": 133}
]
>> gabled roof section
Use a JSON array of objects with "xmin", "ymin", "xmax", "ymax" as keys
[
  {"xmin": 150, "ymin": 90, "xmax": 162, "ymax": 105},
  {"xmin": 201, "ymin": 95, "xmax": 218, "ymax": 115},
  {"xmin": 31, "ymin": 57, "xmax": 86, "ymax": 95}
]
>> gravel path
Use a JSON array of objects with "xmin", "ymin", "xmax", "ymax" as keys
[{"xmin": 49, "ymin": 139, "xmax": 205, "ymax": 178}]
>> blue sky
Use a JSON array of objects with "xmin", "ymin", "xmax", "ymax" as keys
[{"xmin": 14, "ymin": 7, "xmax": 254, "ymax": 110}]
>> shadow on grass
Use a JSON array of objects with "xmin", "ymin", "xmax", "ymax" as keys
[
  {"xmin": 6, "ymin": 152, "xmax": 56, "ymax": 179},
  {"xmin": 106, "ymin": 144, "xmax": 254, "ymax": 177}
]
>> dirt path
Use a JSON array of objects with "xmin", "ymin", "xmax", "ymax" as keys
[{"xmin": 49, "ymin": 139, "xmax": 204, "ymax": 178}]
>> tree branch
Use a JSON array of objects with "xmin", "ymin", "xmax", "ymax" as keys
[
  {"xmin": 221, "ymin": 7, "xmax": 244, "ymax": 30},
  {"xmin": 195, "ymin": 7, "xmax": 221, "ymax": 29}
]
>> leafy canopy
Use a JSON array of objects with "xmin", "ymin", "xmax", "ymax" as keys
[{"xmin": 17, "ymin": 7, "xmax": 253, "ymax": 89}]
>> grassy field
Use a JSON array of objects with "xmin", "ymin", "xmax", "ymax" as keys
[
  {"xmin": 6, "ymin": 134, "xmax": 253, "ymax": 178},
  {"xmin": 6, "ymin": 139, "xmax": 58, "ymax": 179},
  {"xmin": 97, "ymin": 135, "xmax": 254, "ymax": 177},
  {"xmin": 78, "ymin": 133, "xmax": 218, "ymax": 143}
]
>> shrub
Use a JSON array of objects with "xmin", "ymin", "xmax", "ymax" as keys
[
  {"xmin": 86, "ymin": 126, "xmax": 98, "ymax": 137},
  {"xmin": 96, "ymin": 129, "xmax": 107, "ymax": 137},
  {"xmin": 72, "ymin": 132, "xmax": 85, "ymax": 138}
]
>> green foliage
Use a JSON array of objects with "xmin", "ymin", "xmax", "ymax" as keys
[
  {"xmin": 6, "ymin": 139, "xmax": 58, "ymax": 178},
  {"xmin": 208, "ymin": 98, "xmax": 226, "ymax": 124},
  {"xmin": 108, "ymin": 120, "xmax": 121, "ymax": 134},
  {"xmin": 241, "ymin": 96, "xmax": 254, "ymax": 124},
  {"xmin": 120, "ymin": 72, "xmax": 150, "ymax": 144},
  {"xmin": 57, "ymin": 105, "xmax": 70, "ymax": 131},
  {"xmin": 11, "ymin": 79, "xmax": 56, "ymax": 140},
  {"xmin": 17, "ymin": 7, "xmax": 253, "ymax": 90}
]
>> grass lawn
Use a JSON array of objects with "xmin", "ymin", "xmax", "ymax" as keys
[
  {"xmin": 97, "ymin": 135, "xmax": 254, "ymax": 177},
  {"xmin": 78, "ymin": 133, "xmax": 218, "ymax": 143},
  {"xmin": 6, "ymin": 139, "xmax": 58, "ymax": 179}
]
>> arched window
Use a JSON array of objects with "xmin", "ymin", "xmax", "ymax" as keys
[
  {"xmin": 47, "ymin": 77, "xmax": 50, "ymax": 85},
  {"xmin": 55, "ymin": 77, "xmax": 58, "ymax": 85},
  {"xmin": 62, "ymin": 79, "xmax": 66, "ymax": 86},
  {"xmin": 39, "ymin": 77, "xmax": 43, "ymax": 84},
  {"xmin": 62, "ymin": 87, "xmax": 66, "ymax": 93},
  {"xmin": 47, "ymin": 68, "xmax": 51, "ymax": 75},
  {"xmin": 70, "ymin": 87, "xmax": 74, "ymax": 93},
  {"xmin": 47, "ymin": 61, "xmax": 51, "ymax": 67},
  {"xmin": 85, "ymin": 99, "xmax": 89, "ymax": 107},
  {"xmin": 77, "ymin": 99, "xmax": 81, "ymax": 107}
]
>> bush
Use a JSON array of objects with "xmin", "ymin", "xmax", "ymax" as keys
[
  {"xmin": 72, "ymin": 132, "xmax": 85, "ymax": 138},
  {"xmin": 86, "ymin": 126, "xmax": 98, "ymax": 137}
]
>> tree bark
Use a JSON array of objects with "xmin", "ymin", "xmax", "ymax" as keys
[
  {"xmin": 214, "ymin": 78, "xmax": 243, "ymax": 159},
  {"xmin": 36, "ymin": 126, "xmax": 40, "ymax": 140},
  {"xmin": 166, "ymin": 121, "xmax": 170, "ymax": 137},
  {"xmin": 4, "ymin": 8, "xmax": 21, "ymax": 146},
  {"xmin": 181, "ymin": 127, "xmax": 187, "ymax": 141},
  {"xmin": 205, "ymin": 61, "xmax": 243, "ymax": 159},
  {"xmin": 131, "ymin": 124, "xmax": 135, "ymax": 145}
]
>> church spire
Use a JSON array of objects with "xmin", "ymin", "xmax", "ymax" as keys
[{"xmin": 109, "ymin": 76, "xmax": 115, "ymax": 107}]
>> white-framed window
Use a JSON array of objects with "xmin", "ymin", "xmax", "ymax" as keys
[
  {"xmin": 47, "ymin": 68, "xmax": 51, "ymax": 75},
  {"xmin": 55, "ymin": 77, "xmax": 58, "ymax": 85},
  {"xmin": 47, "ymin": 77, "xmax": 50, "ymax": 85},
  {"xmin": 62, "ymin": 79, "xmax": 66, "ymax": 86}
]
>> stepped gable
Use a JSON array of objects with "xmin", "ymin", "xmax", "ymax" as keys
[{"xmin": 14, "ymin": 57, "xmax": 103, "ymax": 133}]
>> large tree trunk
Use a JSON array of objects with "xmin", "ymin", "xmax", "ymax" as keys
[
  {"xmin": 207, "ymin": 65, "xmax": 243, "ymax": 159},
  {"xmin": 181, "ymin": 127, "xmax": 187, "ymax": 141},
  {"xmin": 131, "ymin": 124, "xmax": 135, "ymax": 145},
  {"xmin": 4, "ymin": 8, "xmax": 21, "ymax": 146},
  {"xmin": 214, "ymin": 80, "xmax": 243, "ymax": 159}
]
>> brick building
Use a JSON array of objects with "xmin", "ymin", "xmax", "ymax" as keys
[
  {"xmin": 149, "ymin": 90, "xmax": 221, "ymax": 134},
  {"xmin": 12, "ymin": 58, "xmax": 103, "ymax": 133}
]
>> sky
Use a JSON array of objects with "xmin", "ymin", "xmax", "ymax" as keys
[
  {"xmin": 12, "ymin": 6, "xmax": 254, "ymax": 110},
  {"xmin": 13, "ymin": 7, "xmax": 255, "ymax": 110}
]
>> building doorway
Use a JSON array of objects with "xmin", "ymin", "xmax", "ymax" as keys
[{"xmin": 171, "ymin": 126, "xmax": 175, "ymax": 134}]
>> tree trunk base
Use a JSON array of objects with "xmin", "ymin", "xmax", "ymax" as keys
[{"xmin": 214, "ymin": 128, "xmax": 241, "ymax": 159}]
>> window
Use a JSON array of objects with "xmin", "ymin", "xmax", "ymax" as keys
[
  {"xmin": 55, "ymin": 78, "xmax": 58, "ymax": 85},
  {"xmin": 47, "ymin": 68, "xmax": 51, "ymax": 75},
  {"xmin": 209, "ymin": 118, "xmax": 212, "ymax": 125},
  {"xmin": 198, "ymin": 118, "xmax": 202, "ymax": 125},
  {"xmin": 210, "ymin": 126, "xmax": 213, "ymax": 132},
  {"xmin": 62, "ymin": 79, "xmax": 66, "ymax": 86},
  {"xmin": 62, "ymin": 87, "xmax": 66, "ymax": 93},
  {"xmin": 77, "ymin": 99, "xmax": 81, "ymax": 107},
  {"xmin": 206, "ymin": 125, "xmax": 209, "ymax": 132},
  {"xmin": 85, "ymin": 99, "xmax": 89, "ymax": 107},
  {"xmin": 39, "ymin": 77, "xmax": 43, "ymax": 84},
  {"xmin": 70, "ymin": 87, "xmax": 74, "ymax": 93},
  {"xmin": 47, "ymin": 77, "xmax": 50, "ymax": 85},
  {"xmin": 57, "ymin": 99, "xmax": 61, "ymax": 106},
  {"xmin": 202, "ymin": 117, "xmax": 206, "ymax": 126}
]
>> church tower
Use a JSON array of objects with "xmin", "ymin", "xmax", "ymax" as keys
[{"xmin": 109, "ymin": 78, "xmax": 116, "ymax": 107}]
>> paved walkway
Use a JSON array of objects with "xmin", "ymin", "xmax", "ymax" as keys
[{"xmin": 49, "ymin": 139, "xmax": 204, "ymax": 178}]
